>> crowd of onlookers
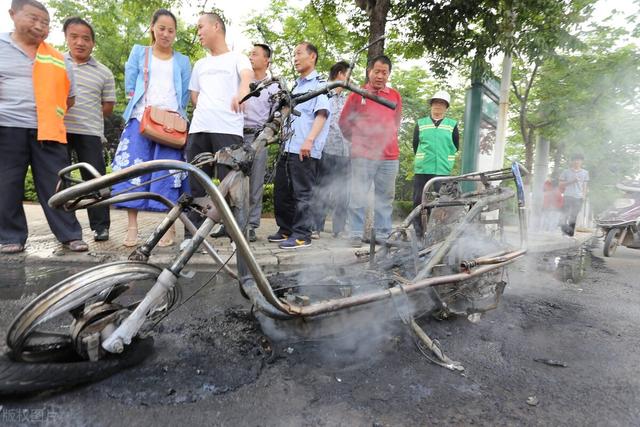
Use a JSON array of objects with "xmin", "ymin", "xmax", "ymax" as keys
[{"xmin": 1, "ymin": 0, "xmax": 481, "ymax": 255}]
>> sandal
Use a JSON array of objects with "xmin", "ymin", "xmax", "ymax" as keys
[
  {"xmin": 1, "ymin": 243, "xmax": 25, "ymax": 254},
  {"xmin": 158, "ymin": 227, "xmax": 175, "ymax": 247},
  {"xmin": 123, "ymin": 227, "xmax": 138, "ymax": 247},
  {"xmin": 62, "ymin": 240, "xmax": 89, "ymax": 252}
]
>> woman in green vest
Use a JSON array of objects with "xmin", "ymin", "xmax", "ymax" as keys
[{"xmin": 412, "ymin": 90, "xmax": 460, "ymax": 235}]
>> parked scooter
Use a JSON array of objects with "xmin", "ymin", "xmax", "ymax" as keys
[{"xmin": 595, "ymin": 181, "xmax": 640, "ymax": 257}]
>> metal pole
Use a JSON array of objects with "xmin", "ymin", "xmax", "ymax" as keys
[
  {"xmin": 493, "ymin": 52, "xmax": 513, "ymax": 170},
  {"xmin": 531, "ymin": 135, "xmax": 550, "ymax": 231}
]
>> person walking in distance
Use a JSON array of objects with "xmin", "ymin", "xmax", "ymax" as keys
[
  {"xmin": 63, "ymin": 16, "xmax": 116, "ymax": 242},
  {"xmin": 559, "ymin": 153, "xmax": 589, "ymax": 237}
]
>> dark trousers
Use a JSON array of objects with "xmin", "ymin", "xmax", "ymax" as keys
[
  {"xmin": 312, "ymin": 153, "xmax": 350, "ymax": 234},
  {"xmin": 67, "ymin": 133, "xmax": 110, "ymax": 232},
  {"xmin": 412, "ymin": 174, "xmax": 445, "ymax": 235},
  {"xmin": 562, "ymin": 196, "xmax": 583, "ymax": 236},
  {"xmin": 185, "ymin": 132, "xmax": 243, "ymax": 232},
  {"xmin": 274, "ymin": 153, "xmax": 318, "ymax": 240},
  {"xmin": 0, "ymin": 126, "xmax": 83, "ymax": 245}
]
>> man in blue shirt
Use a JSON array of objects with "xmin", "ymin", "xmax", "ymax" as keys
[{"xmin": 268, "ymin": 42, "xmax": 330, "ymax": 249}]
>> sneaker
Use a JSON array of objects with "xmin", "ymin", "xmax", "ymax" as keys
[
  {"xmin": 179, "ymin": 239, "xmax": 192, "ymax": 251},
  {"xmin": 93, "ymin": 229, "xmax": 109, "ymax": 242},
  {"xmin": 349, "ymin": 236, "xmax": 363, "ymax": 248},
  {"xmin": 279, "ymin": 237, "xmax": 311, "ymax": 249},
  {"xmin": 267, "ymin": 231, "xmax": 289, "ymax": 242},
  {"xmin": 210, "ymin": 225, "xmax": 227, "ymax": 238},
  {"xmin": 310, "ymin": 231, "xmax": 320, "ymax": 240},
  {"xmin": 560, "ymin": 224, "xmax": 574, "ymax": 237},
  {"xmin": 248, "ymin": 228, "xmax": 257, "ymax": 242}
]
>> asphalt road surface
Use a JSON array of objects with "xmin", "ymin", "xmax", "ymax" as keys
[{"xmin": 0, "ymin": 240, "xmax": 638, "ymax": 426}]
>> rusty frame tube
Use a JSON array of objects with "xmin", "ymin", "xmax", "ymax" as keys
[
  {"xmin": 420, "ymin": 167, "xmax": 525, "ymax": 207},
  {"xmin": 49, "ymin": 159, "xmax": 291, "ymax": 314},
  {"xmin": 290, "ymin": 253, "xmax": 522, "ymax": 317},
  {"xmin": 51, "ymin": 159, "xmax": 527, "ymax": 321},
  {"xmin": 60, "ymin": 191, "xmax": 238, "ymax": 279},
  {"xmin": 279, "ymin": 188, "xmax": 525, "ymax": 318}
]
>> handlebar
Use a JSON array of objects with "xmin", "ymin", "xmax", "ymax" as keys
[
  {"xmin": 240, "ymin": 78, "xmax": 397, "ymax": 111},
  {"xmin": 291, "ymin": 80, "xmax": 397, "ymax": 110}
]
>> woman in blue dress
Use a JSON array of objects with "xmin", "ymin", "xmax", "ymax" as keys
[{"xmin": 111, "ymin": 9, "xmax": 191, "ymax": 247}]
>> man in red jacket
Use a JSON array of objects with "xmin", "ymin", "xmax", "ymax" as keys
[{"xmin": 339, "ymin": 55, "xmax": 402, "ymax": 247}]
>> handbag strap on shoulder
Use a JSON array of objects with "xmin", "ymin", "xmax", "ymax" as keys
[{"xmin": 143, "ymin": 47, "xmax": 151, "ymax": 107}]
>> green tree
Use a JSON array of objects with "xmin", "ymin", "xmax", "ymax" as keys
[
  {"xmin": 508, "ymin": 13, "xmax": 640, "ymax": 209},
  {"xmin": 246, "ymin": 0, "xmax": 366, "ymax": 78}
]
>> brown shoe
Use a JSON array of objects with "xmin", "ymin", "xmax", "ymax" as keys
[
  {"xmin": 1, "ymin": 243, "xmax": 25, "ymax": 254},
  {"xmin": 63, "ymin": 240, "xmax": 89, "ymax": 252}
]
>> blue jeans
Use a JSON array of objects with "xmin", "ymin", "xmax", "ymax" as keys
[{"xmin": 348, "ymin": 158, "xmax": 399, "ymax": 238}]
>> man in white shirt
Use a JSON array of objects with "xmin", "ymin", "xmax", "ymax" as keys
[{"xmin": 185, "ymin": 12, "xmax": 252, "ymax": 240}]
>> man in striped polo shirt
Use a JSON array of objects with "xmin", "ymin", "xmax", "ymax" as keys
[
  {"xmin": 63, "ymin": 17, "xmax": 116, "ymax": 242},
  {"xmin": 1, "ymin": 0, "xmax": 88, "ymax": 254}
]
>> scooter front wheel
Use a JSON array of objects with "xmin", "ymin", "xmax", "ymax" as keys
[
  {"xmin": 6, "ymin": 261, "xmax": 165, "ymax": 362},
  {"xmin": 603, "ymin": 228, "xmax": 621, "ymax": 257}
]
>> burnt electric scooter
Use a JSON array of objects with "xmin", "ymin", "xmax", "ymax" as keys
[{"xmin": 1, "ymin": 39, "xmax": 527, "ymax": 393}]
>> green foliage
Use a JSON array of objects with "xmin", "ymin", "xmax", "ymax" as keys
[
  {"xmin": 24, "ymin": 167, "xmax": 37, "ymax": 202},
  {"xmin": 402, "ymin": 0, "xmax": 595, "ymax": 78},
  {"xmin": 262, "ymin": 183, "xmax": 275, "ymax": 214},
  {"xmin": 246, "ymin": 0, "xmax": 367, "ymax": 79},
  {"xmin": 392, "ymin": 199, "xmax": 413, "ymax": 219}
]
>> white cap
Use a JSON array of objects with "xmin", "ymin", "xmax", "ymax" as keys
[{"xmin": 429, "ymin": 90, "xmax": 451, "ymax": 107}]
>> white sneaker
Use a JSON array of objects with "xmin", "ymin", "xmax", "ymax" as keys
[{"xmin": 179, "ymin": 239, "xmax": 192, "ymax": 251}]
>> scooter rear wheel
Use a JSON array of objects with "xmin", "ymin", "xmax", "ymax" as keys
[{"xmin": 603, "ymin": 228, "xmax": 621, "ymax": 257}]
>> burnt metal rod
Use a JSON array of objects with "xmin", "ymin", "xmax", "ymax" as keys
[
  {"xmin": 180, "ymin": 213, "xmax": 238, "ymax": 280},
  {"xmin": 421, "ymin": 168, "xmax": 519, "ymax": 206},
  {"xmin": 410, "ymin": 188, "xmax": 516, "ymax": 312},
  {"xmin": 57, "ymin": 190, "xmax": 238, "ymax": 279},
  {"xmin": 460, "ymin": 249, "xmax": 525, "ymax": 270},
  {"xmin": 291, "ymin": 254, "xmax": 522, "ymax": 317},
  {"xmin": 410, "ymin": 318, "xmax": 464, "ymax": 371}
]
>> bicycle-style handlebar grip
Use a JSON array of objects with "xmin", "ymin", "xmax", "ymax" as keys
[
  {"xmin": 364, "ymin": 94, "xmax": 396, "ymax": 110},
  {"xmin": 346, "ymin": 84, "xmax": 396, "ymax": 110}
]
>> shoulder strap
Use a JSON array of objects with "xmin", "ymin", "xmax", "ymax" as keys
[{"xmin": 143, "ymin": 47, "xmax": 150, "ymax": 106}]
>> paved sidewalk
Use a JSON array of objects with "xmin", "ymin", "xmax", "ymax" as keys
[{"xmin": 0, "ymin": 203, "xmax": 593, "ymax": 269}]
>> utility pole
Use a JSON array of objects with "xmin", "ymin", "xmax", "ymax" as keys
[
  {"xmin": 531, "ymin": 135, "xmax": 549, "ymax": 231},
  {"xmin": 493, "ymin": 7, "xmax": 516, "ymax": 170},
  {"xmin": 493, "ymin": 52, "xmax": 513, "ymax": 170}
]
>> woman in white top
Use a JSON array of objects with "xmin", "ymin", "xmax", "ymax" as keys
[{"xmin": 111, "ymin": 9, "xmax": 191, "ymax": 247}]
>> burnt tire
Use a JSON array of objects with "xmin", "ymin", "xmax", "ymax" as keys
[
  {"xmin": 0, "ymin": 337, "xmax": 154, "ymax": 396},
  {"xmin": 603, "ymin": 228, "xmax": 620, "ymax": 257}
]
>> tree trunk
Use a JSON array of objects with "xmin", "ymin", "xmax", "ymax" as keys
[
  {"xmin": 355, "ymin": 0, "xmax": 390, "ymax": 63},
  {"xmin": 552, "ymin": 143, "xmax": 564, "ymax": 178},
  {"xmin": 355, "ymin": 0, "xmax": 391, "ymax": 236},
  {"xmin": 524, "ymin": 126, "xmax": 535, "ymax": 181}
]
